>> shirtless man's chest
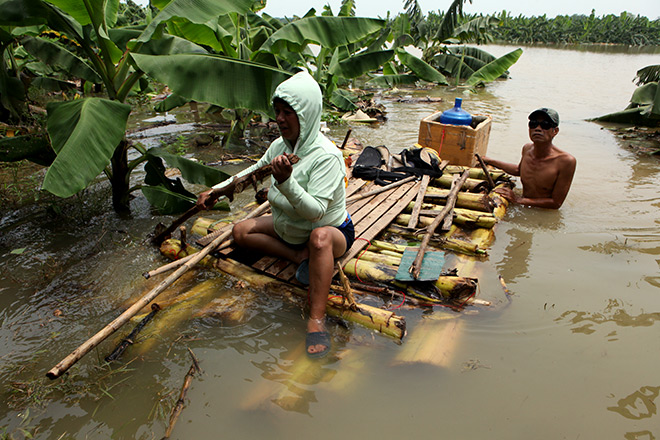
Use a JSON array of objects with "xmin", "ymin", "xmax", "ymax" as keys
[{"xmin": 519, "ymin": 150, "xmax": 561, "ymax": 198}]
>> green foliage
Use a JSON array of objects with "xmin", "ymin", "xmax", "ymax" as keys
[
  {"xmin": 593, "ymin": 67, "xmax": 660, "ymax": 127},
  {"xmin": 465, "ymin": 48, "xmax": 522, "ymax": 86},
  {"xmin": 0, "ymin": 0, "xmax": 521, "ymax": 215},
  {"xmin": 492, "ymin": 10, "xmax": 660, "ymax": 46},
  {"xmin": 43, "ymin": 98, "xmax": 131, "ymax": 198}
]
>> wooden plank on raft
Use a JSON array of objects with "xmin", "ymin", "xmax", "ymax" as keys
[
  {"xmin": 407, "ymin": 175, "xmax": 430, "ymax": 229},
  {"xmin": 339, "ymin": 180, "xmax": 421, "ymax": 266}
]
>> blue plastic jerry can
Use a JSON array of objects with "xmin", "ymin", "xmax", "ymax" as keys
[{"xmin": 439, "ymin": 98, "xmax": 472, "ymax": 126}]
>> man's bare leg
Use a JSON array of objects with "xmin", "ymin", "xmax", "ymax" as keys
[
  {"xmin": 306, "ymin": 226, "xmax": 347, "ymax": 356},
  {"xmin": 233, "ymin": 216, "xmax": 306, "ymax": 263}
]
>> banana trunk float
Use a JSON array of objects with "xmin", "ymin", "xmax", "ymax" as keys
[
  {"xmin": 160, "ymin": 239, "xmax": 406, "ymax": 340},
  {"xmin": 394, "ymin": 186, "xmax": 510, "ymax": 366}
]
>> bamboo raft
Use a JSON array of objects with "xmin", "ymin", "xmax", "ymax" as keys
[{"xmin": 158, "ymin": 150, "xmax": 513, "ymax": 345}]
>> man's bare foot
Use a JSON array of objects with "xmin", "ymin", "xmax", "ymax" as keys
[{"xmin": 306, "ymin": 317, "xmax": 329, "ymax": 357}]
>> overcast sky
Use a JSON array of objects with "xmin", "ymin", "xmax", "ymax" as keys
[
  {"xmin": 130, "ymin": 1, "xmax": 660, "ymax": 20},
  {"xmin": 261, "ymin": 0, "xmax": 660, "ymax": 20}
]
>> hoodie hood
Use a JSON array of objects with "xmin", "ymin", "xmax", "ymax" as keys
[{"xmin": 272, "ymin": 71, "xmax": 322, "ymax": 153}]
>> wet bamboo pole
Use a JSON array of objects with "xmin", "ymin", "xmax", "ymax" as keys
[
  {"xmin": 143, "ymin": 202, "xmax": 270, "ymax": 279},
  {"xmin": 105, "ymin": 304, "xmax": 161, "ymax": 362}
]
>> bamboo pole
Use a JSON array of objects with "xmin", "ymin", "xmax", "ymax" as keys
[
  {"xmin": 443, "ymin": 165, "xmax": 505, "ymax": 181},
  {"xmin": 409, "ymin": 170, "xmax": 470, "ymax": 279},
  {"xmin": 105, "ymin": 304, "xmax": 160, "ymax": 362},
  {"xmin": 46, "ymin": 223, "xmax": 235, "ymax": 379},
  {"xmin": 430, "ymin": 174, "xmax": 489, "ymax": 192},
  {"xmin": 384, "ymin": 225, "xmax": 487, "ymax": 256},
  {"xmin": 396, "ymin": 212, "xmax": 497, "ymax": 229},
  {"xmin": 143, "ymin": 202, "xmax": 270, "ymax": 279},
  {"xmin": 475, "ymin": 153, "xmax": 495, "ymax": 190},
  {"xmin": 407, "ymin": 175, "xmax": 430, "ymax": 228}
]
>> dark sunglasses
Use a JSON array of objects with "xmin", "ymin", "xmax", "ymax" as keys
[{"xmin": 528, "ymin": 120, "xmax": 556, "ymax": 130}]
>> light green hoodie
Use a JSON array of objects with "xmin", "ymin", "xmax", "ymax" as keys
[{"xmin": 213, "ymin": 71, "xmax": 346, "ymax": 245}]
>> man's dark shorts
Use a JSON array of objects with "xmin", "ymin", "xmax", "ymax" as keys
[{"xmin": 335, "ymin": 212, "xmax": 355, "ymax": 250}]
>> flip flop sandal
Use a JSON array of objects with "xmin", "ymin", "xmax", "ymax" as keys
[{"xmin": 306, "ymin": 331, "xmax": 331, "ymax": 359}]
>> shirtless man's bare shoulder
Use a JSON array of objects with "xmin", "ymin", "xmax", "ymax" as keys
[{"xmin": 483, "ymin": 108, "xmax": 576, "ymax": 209}]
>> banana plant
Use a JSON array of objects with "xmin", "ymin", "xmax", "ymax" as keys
[
  {"xmin": 593, "ymin": 64, "xmax": 660, "ymax": 126},
  {"xmin": 0, "ymin": 0, "xmax": 294, "ymax": 213},
  {"xmin": 402, "ymin": 0, "xmax": 521, "ymax": 86}
]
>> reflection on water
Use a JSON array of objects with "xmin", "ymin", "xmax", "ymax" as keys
[
  {"xmin": 557, "ymin": 299, "xmax": 660, "ymax": 336},
  {"xmin": 608, "ymin": 385, "xmax": 660, "ymax": 420}
]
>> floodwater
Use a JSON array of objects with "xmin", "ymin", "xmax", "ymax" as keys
[{"xmin": 2, "ymin": 44, "xmax": 660, "ymax": 439}]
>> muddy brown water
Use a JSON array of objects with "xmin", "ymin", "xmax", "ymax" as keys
[{"xmin": 2, "ymin": 44, "xmax": 660, "ymax": 439}]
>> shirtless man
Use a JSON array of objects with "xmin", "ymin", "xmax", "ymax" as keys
[{"xmin": 483, "ymin": 108, "xmax": 576, "ymax": 209}]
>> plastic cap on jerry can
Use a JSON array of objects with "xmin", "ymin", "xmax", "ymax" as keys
[{"xmin": 439, "ymin": 98, "xmax": 472, "ymax": 126}]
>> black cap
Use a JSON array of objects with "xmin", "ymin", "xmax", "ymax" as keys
[{"xmin": 529, "ymin": 108, "xmax": 559, "ymax": 126}]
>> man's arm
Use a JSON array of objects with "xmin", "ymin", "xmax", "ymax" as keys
[{"xmin": 482, "ymin": 154, "xmax": 521, "ymax": 176}]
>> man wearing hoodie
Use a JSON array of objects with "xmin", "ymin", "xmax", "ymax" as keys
[{"xmin": 197, "ymin": 71, "xmax": 353, "ymax": 358}]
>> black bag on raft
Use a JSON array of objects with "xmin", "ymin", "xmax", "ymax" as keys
[
  {"xmin": 352, "ymin": 146, "xmax": 410, "ymax": 186},
  {"xmin": 352, "ymin": 145, "xmax": 444, "ymax": 186}
]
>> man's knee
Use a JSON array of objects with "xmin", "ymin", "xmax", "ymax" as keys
[
  {"xmin": 308, "ymin": 227, "xmax": 332, "ymax": 252},
  {"xmin": 232, "ymin": 220, "xmax": 248, "ymax": 245}
]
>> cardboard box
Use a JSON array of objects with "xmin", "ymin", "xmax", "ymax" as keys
[{"xmin": 417, "ymin": 112, "xmax": 492, "ymax": 167}]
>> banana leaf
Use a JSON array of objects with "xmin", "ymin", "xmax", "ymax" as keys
[
  {"xmin": 330, "ymin": 89, "xmax": 357, "ymax": 111},
  {"xmin": 635, "ymin": 65, "xmax": 660, "ymax": 86},
  {"xmin": 154, "ymin": 93, "xmax": 189, "ymax": 112},
  {"xmin": 465, "ymin": 48, "xmax": 522, "ymax": 87},
  {"xmin": 329, "ymin": 49, "xmax": 394, "ymax": 79},
  {"xmin": 0, "ymin": 134, "xmax": 55, "ymax": 166},
  {"xmin": 31, "ymin": 77, "xmax": 76, "ymax": 92},
  {"xmin": 396, "ymin": 49, "xmax": 448, "ymax": 84},
  {"xmin": 366, "ymin": 74, "xmax": 419, "ymax": 88},
  {"xmin": 146, "ymin": 147, "xmax": 230, "ymax": 187},
  {"xmin": 591, "ymin": 106, "xmax": 660, "ymax": 126},
  {"xmin": 43, "ymin": 0, "xmax": 118, "ymax": 28},
  {"xmin": 0, "ymin": 0, "xmax": 84, "ymax": 42},
  {"xmin": 0, "ymin": 0, "xmax": 51, "ymax": 26},
  {"xmin": 143, "ymin": 155, "xmax": 194, "ymax": 196},
  {"xmin": 137, "ymin": 0, "xmax": 254, "ymax": 43},
  {"xmin": 43, "ymin": 97, "xmax": 131, "ymax": 198},
  {"xmin": 259, "ymin": 16, "xmax": 385, "ymax": 54},
  {"xmin": 141, "ymin": 184, "xmax": 195, "ymax": 215},
  {"xmin": 165, "ymin": 18, "xmax": 232, "ymax": 53},
  {"xmin": 630, "ymin": 82, "xmax": 659, "ymax": 109},
  {"xmin": 131, "ymin": 53, "xmax": 291, "ymax": 116},
  {"xmin": 21, "ymin": 36, "xmax": 102, "ymax": 83},
  {"xmin": 109, "ymin": 29, "xmax": 207, "ymax": 55}
]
